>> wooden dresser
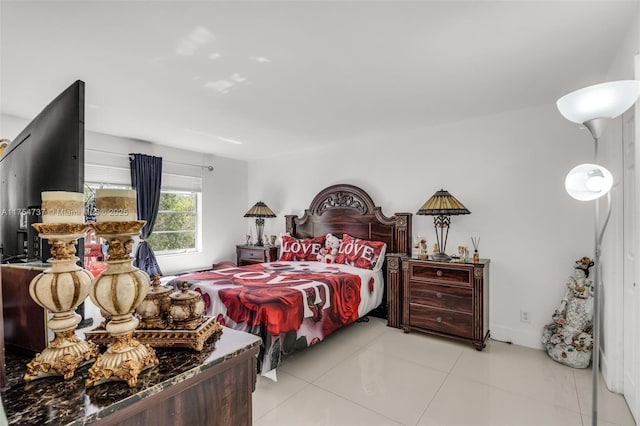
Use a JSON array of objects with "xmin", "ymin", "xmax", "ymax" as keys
[
  {"xmin": 387, "ymin": 255, "xmax": 490, "ymax": 350},
  {"xmin": 1, "ymin": 264, "xmax": 50, "ymax": 353},
  {"xmin": 236, "ymin": 245, "xmax": 278, "ymax": 266}
]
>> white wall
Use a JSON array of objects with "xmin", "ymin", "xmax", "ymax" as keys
[
  {"xmin": 247, "ymin": 103, "xmax": 593, "ymax": 349},
  {"xmin": 1, "ymin": 114, "xmax": 248, "ymax": 274}
]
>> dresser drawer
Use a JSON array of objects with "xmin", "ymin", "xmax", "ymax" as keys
[
  {"xmin": 409, "ymin": 281, "xmax": 472, "ymax": 314},
  {"xmin": 409, "ymin": 304, "xmax": 473, "ymax": 339},
  {"xmin": 410, "ymin": 264, "xmax": 471, "ymax": 285}
]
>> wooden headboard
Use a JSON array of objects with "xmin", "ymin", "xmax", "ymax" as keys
[{"xmin": 285, "ymin": 184, "xmax": 412, "ymax": 257}]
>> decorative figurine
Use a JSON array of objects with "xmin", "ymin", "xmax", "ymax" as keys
[
  {"xmin": 458, "ymin": 246, "xmax": 469, "ymax": 262},
  {"xmin": 541, "ymin": 257, "xmax": 595, "ymax": 368}
]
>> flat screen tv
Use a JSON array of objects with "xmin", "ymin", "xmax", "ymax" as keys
[{"xmin": 0, "ymin": 80, "xmax": 85, "ymax": 263}]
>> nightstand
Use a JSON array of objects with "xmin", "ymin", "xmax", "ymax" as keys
[
  {"xmin": 400, "ymin": 258, "xmax": 490, "ymax": 350},
  {"xmin": 236, "ymin": 245, "xmax": 279, "ymax": 266}
]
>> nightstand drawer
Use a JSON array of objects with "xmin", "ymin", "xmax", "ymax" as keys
[
  {"xmin": 238, "ymin": 248, "xmax": 262, "ymax": 261},
  {"xmin": 409, "ymin": 304, "xmax": 473, "ymax": 338},
  {"xmin": 409, "ymin": 282, "xmax": 472, "ymax": 313},
  {"xmin": 410, "ymin": 264, "xmax": 471, "ymax": 285},
  {"xmin": 236, "ymin": 245, "xmax": 279, "ymax": 266}
]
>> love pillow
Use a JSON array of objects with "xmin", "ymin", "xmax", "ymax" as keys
[
  {"xmin": 279, "ymin": 235, "xmax": 326, "ymax": 261},
  {"xmin": 334, "ymin": 234, "xmax": 387, "ymax": 271}
]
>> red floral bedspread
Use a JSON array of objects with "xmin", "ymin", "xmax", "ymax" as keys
[{"xmin": 167, "ymin": 262, "xmax": 370, "ymax": 374}]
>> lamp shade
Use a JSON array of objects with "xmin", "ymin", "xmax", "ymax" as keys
[
  {"xmin": 565, "ymin": 163, "xmax": 613, "ymax": 201},
  {"xmin": 244, "ymin": 201, "xmax": 276, "ymax": 218},
  {"xmin": 556, "ymin": 80, "xmax": 640, "ymax": 124},
  {"xmin": 417, "ymin": 189, "xmax": 470, "ymax": 216}
]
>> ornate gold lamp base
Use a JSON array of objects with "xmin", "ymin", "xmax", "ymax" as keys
[
  {"xmin": 86, "ymin": 332, "xmax": 158, "ymax": 387},
  {"xmin": 25, "ymin": 223, "xmax": 99, "ymax": 382},
  {"xmin": 25, "ymin": 329, "xmax": 100, "ymax": 381},
  {"xmin": 87, "ymin": 220, "xmax": 160, "ymax": 388}
]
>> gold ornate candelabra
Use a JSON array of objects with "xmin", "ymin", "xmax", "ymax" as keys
[
  {"xmin": 85, "ymin": 220, "xmax": 159, "ymax": 387},
  {"xmin": 24, "ymin": 223, "xmax": 100, "ymax": 381}
]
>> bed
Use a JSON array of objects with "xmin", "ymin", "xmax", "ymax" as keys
[{"xmin": 166, "ymin": 184, "xmax": 412, "ymax": 377}]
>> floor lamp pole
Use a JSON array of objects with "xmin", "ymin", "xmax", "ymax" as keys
[
  {"xmin": 592, "ymin": 221, "xmax": 600, "ymax": 426},
  {"xmin": 592, "ymin": 133, "xmax": 600, "ymax": 426},
  {"xmin": 590, "ymin": 131, "xmax": 612, "ymax": 426}
]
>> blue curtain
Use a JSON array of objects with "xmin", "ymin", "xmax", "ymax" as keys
[{"xmin": 129, "ymin": 153, "xmax": 163, "ymax": 276}]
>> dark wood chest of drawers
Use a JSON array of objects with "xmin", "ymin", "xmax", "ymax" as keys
[
  {"xmin": 236, "ymin": 245, "xmax": 279, "ymax": 266},
  {"xmin": 401, "ymin": 258, "xmax": 489, "ymax": 350}
]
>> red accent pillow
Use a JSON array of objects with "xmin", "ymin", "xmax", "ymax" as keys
[
  {"xmin": 334, "ymin": 234, "xmax": 386, "ymax": 271},
  {"xmin": 279, "ymin": 235, "xmax": 326, "ymax": 261}
]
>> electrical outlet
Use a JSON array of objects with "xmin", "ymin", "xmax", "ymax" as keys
[{"xmin": 520, "ymin": 310, "xmax": 531, "ymax": 323}]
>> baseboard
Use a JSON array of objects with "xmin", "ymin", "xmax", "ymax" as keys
[{"xmin": 489, "ymin": 324, "xmax": 545, "ymax": 350}]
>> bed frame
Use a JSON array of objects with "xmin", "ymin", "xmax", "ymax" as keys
[{"xmin": 285, "ymin": 184, "xmax": 412, "ymax": 323}]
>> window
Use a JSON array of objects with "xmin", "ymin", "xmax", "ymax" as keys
[
  {"xmin": 85, "ymin": 183, "xmax": 200, "ymax": 254},
  {"xmin": 147, "ymin": 190, "xmax": 198, "ymax": 253}
]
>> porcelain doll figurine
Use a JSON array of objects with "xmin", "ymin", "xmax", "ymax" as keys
[{"xmin": 541, "ymin": 257, "xmax": 595, "ymax": 368}]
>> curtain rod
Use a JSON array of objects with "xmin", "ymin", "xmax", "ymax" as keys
[{"xmin": 86, "ymin": 148, "xmax": 214, "ymax": 171}]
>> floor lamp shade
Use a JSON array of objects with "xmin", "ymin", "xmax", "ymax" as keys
[
  {"xmin": 557, "ymin": 80, "xmax": 640, "ymax": 124},
  {"xmin": 565, "ymin": 163, "xmax": 613, "ymax": 201}
]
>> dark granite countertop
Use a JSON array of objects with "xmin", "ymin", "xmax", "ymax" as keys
[{"xmin": 0, "ymin": 327, "xmax": 261, "ymax": 425}]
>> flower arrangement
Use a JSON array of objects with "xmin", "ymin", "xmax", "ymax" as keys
[{"xmin": 418, "ymin": 238, "xmax": 428, "ymax": 259}]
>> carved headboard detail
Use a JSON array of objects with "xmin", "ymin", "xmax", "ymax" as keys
[{"xmin": 285, "ymin": 184, "xmax": 411, "ymax": 256}]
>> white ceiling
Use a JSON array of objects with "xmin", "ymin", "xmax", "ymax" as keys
[{"xmin": 1, "ymin": 1, "xmax": 638, "ymax": 161}]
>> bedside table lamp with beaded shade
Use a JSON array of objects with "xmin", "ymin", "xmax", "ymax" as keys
[
  {"xmin": 416, "ymin": 189, "xmax": 470, "ymax": 262},
  {"xmin": 244, "ymin": 201, "xmax": 276, "ymax": 246}
]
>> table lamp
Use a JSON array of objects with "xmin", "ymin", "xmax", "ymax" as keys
[
  {"xmin": 244, "ymin": 201, "xmax": 276, "ymax": 246},
  {"xmin": 416, "ymin": 189, "xmax": 470, "ymax": 261}
]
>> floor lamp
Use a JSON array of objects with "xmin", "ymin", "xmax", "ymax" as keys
[{"xmin": 557, "ymin": 80, "xmax": 640, "ymax": 426}]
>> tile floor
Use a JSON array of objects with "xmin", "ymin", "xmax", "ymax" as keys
[{"xmin": 252, "ymin": 317, "xmax": 635, "ymax": 426}]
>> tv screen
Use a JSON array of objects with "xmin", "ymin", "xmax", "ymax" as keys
[{"xmin": 0, "ymin": 80, "xmax": 85, "ymax": 262}]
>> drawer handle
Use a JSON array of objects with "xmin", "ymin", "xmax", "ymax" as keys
[
  {"xmin": 436, "ymin": 270, "xmax": 443, "ymax": 277},
  {"xmin": 436, "ymin": 292, "xmax": 443, "ymax": 299},
  {"xmin": 436, "ymin": 317, "xmax": 443, "ymax": 323}
]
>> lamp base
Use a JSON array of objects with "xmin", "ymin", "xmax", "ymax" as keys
[
  {"xmin": 255, "ymin": 218, "xmax": 265, "ymax": 246},
  {"xmin": 85, "ymin": 332, "xmax": 158, "ymax": 388},
  {"xmin": 431, "ymin": 252, "xmax": 451, "ymax": 262},
  {"xmin": 24, "ymin": 329, "xmax": 100, "ymax": 381}
]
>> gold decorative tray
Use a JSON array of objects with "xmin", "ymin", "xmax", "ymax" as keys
[{"xmin": 85, "ymin": 316, "xmax": 222, "ymax": 352}]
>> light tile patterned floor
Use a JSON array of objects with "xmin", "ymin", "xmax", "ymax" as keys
[{"xmin": 253, "ymin": 317, "xmax": 636, "ymax": 426}]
